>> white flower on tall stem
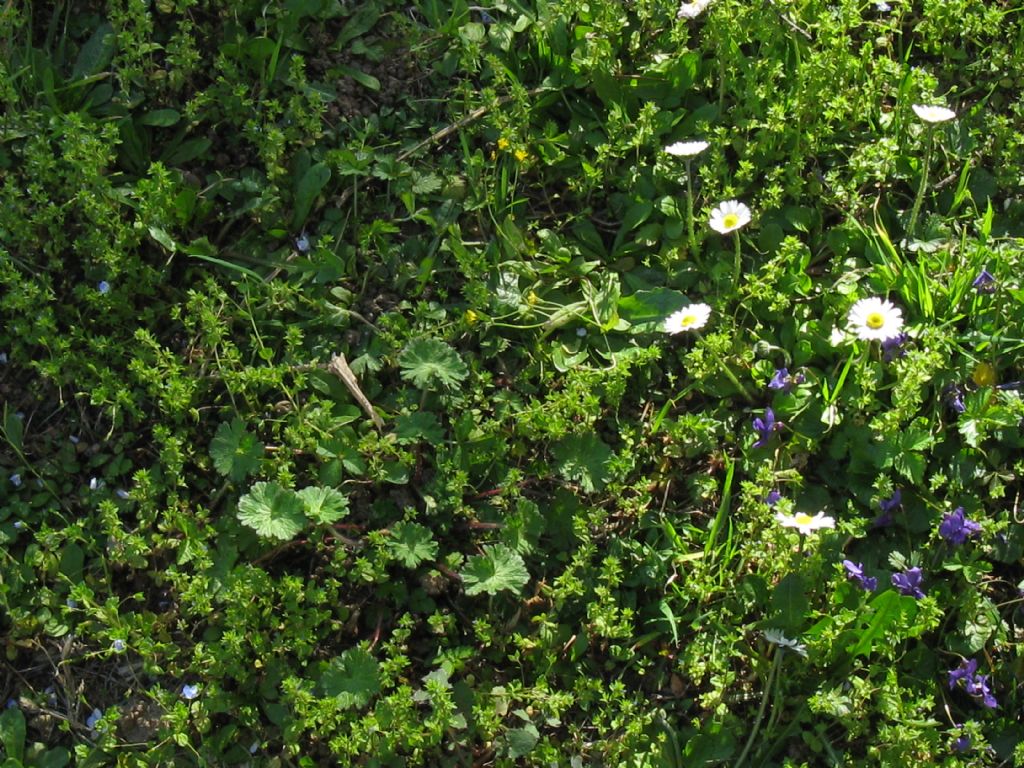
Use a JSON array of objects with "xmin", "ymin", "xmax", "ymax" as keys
[
  {"xmin": 847, "ymin": 297, "xmax": 904, "ymax": 342},
  {"xmin": 763, "ymin": 629, "xmax": 808, "ymax": 657},
  {"xmin": 709, "ymin": 200, "xmax": 751, "ymax": 234},
  {"xmin": 775, "ymin": 510, "xmax": 835, "ymax": 535},
  {"xmin": 912, "ymin": 104, "xmax": 956, "ymax": 124},
  {"xmin": 677, "ymin": 0, "xmax": 712, "ymax": 18},
  {"xmin": 664, "ymin": 303, "xmax": 712, "ymax": 334},
  {"xmin": 665, "ymin": 140, "xmax": 709, "ymax": 158}
]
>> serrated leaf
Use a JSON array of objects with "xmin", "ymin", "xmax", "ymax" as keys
[
  {"xmin": 461, "ymin": 544, "xmax": 529, "ymax": 596},
  {"xmin": 321, "ymin": 647, "xmax": 380, "ymax": 709},
  {"xmin": 551, "ymin": 433, "xmax": 613, "ymax": 493},
  {"xmin": 398, "ymin": 338, "xmax": 469, "ymax": 390},
  {"xmin": 411, "ymin": 172, "xmax": 442, "ymax": 195},
  {"xmin": 387, "ymin": 521, "xmax": 438, "ymax": 568},
  {"xmin": 210, "ymin": 419, "xmax": 264, "ymax": 482},
  {"xmin": 297, "ymin": 486, "xmax": 349, "ymax": 524},
  {"xmin": 237, "ymin": 482, "xmax": 306, "ymax": 541}
]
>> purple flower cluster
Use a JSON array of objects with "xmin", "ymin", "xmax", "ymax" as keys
[
  {"xmin": 972, "ymin": 268, "xmax": 997, "ymax": 294},
  {"xmin": 873, "ymin": 489, "xmax": 901, "ymax": 528},
  {"xmin": 752, "ymin": 408, "xmax": 782, "ymax": 448},
  {"xmin": 767, "ymin": 368, "xmax": 805, "ymax": 393},
  {"xmin": 948, "ymin": 659, "xmax": 998, "ymax": 708},
  {"xmin": 881, "ymin": 332, "xmax": 910, "ymax": 362},
  {"xmin": 842, "ymin": 560, "xmax": 877, "ymax": 591},
  {"xmin": 892, "ymin": 567, "xmax": 924, "ymax": 598},
  {"xmin": 938, "ymin": 507, "xmax": 981, "ymax": 546}
]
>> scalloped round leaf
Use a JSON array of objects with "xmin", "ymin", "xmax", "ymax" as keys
[
  {"xmin": 321, "ymin": 647, "xmax": 380, "ymax": 710},
  {"xmin": 236, "ymin": 482, "xmax": 306, "ymax": 541},
  {"xmin": 297, "ymin": 486, "xmax": 349, "ymax": 524},
  {"xmin": 461, "ymin": 544, "xmax": 529, "ymax": 596}
]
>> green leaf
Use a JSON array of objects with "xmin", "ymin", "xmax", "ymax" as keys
[
  {"xmin": 72, "ymin": 22, "xmax": 116, "ymax": 81},
  {"xmin": 461, "ymin": 544, "xmax": 529, "ymax": 596},
  {"xmin": 387, "ymin": 521, "xmax": 438, "ymax": 568},
  {"xmin": 617, "ymin": 288, "xmax": 689, "ymax": 334},
  {"xmin": 2, "ymin": 406, "xmax": 23, "ymax": 453},
  {"xmin": 394, "ymin": 411, "xmax": 444, "ymax": 444},
  {"xmin": 505, "ymin": 724, "xmax": 539, "ymax": 758},
  {"xmin": 769, "ymin": 573, "xmax": 808, "ymax": 632},
  {"xmin": 336, "ymin": 5, "xmax": 380, "ymax": 48},
  {"xmin": 551, "ymin": 433, "xmax": 613, "ymax": 493},
  {"xmin": 292, "ymin": 162, "xmax": 331, "ymax": 230},
  {"xmin": 411, "ymin": 172, "xmax": 443, "ymax": 195},
  {"xmin": 0, "ymin": 706, "xmax": 25, "ymax": 763},
  {"xmin": 398, "ymin": 338, "xmax": 469, "ymax": 390},
  {"xmin": 297, "ymin": 486, "xmax": 349, "ymax": 524},
  {"xmin": 321, "ymin": 647, "xmax": 380, "ymax": 709},
  {"xmin": 237, "ymin": 482, "xmax": 306, "ymax": 541},
  {"xmin": 139, "ymin": 108, "xmax": 181, "ymax": 127},
  {"xmin": 847, "ymin": 590, "xmax": 902, "ymax": 658},
  {"xmin": 210, "ymin": 419, "xmax": 264, "ymax": 482}
]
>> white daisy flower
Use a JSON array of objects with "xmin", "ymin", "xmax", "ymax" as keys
[
  {"xmin": 775, "ymin": 510, "xmax": 835, "ymax": 535},
  {"xmin": 708, "ymin": 200, "xmax": 751, "ymax": 234},
  {"xmin": 848, "ymin": 297, "xmax": 904, "ymax": 342},
  {"xmin": 665, "ymin": 140, "xmax": 709, "ymax": 158},
  {"xmin": 664, "ymin": 303, "xmax": 712, "ymax": 334},
  {"xmin": 677, "ymin": 0, "xmax": 712, "ymax": 18},
  {"xmin": 764, "ymin": 629, "xmax": 808, "ymax": 657},
  {"xmin": 912, "ymin": 104, "xmax": 956, "ymax": 124}
]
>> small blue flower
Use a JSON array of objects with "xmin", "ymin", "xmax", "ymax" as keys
[
  {"xmin": 86, "ymin": 708, "xmax": 103, "ymax": 730},
  {"xmin": 767, "ymin": 368, "xmax": 804, "ymax": 393},
  {"xmin": 98, "ymin": 281, "xmax": 110, "ymax": 294},
  {"xmin": 892, "ymin": 567, "xmax": 924, "ymax": 599},
  {"xmin": 576, "ymin": 327, "xmax": 587, "ymax": 337},
  {"xmin": 842, "ymin": 560, "xmax": 877, "ymax": 591},
  {"xmin": 67, "ymin": 599, "xmax": 78, "ymax": 609},
  {"xmin": 972, "ymin": 268, "xmax": 997, "ymax": 294},
  {"xmin": 5, "ymin": 699, "xmax": 17, "ymax": 709},
  {"xmin": 875, "ymin": 0, "xmax": 891, "ymax": 11},
  {"xmin": 69, "ymin": 435, "xmax": 80, "ymax": 445},
  {"xmin": 89, "ymin": 477, "xmax": 104, "ymax": 491},
  {"xmin": 752, "ymin": 408, "xmax": 781, "ymax": 448},
  {"xmin": 115, "ymin": 488, "xmax": 131, "ymax": 500},
  {"xmin": 952, "ymin": 734, "xmax": 971, "ymax": 753},
  {"xmin": 939, "ymin": 507, "xmax": 981, "ymax": 546},
  {"xmin": 946, "ymin": 386, "xmax": 966, "ymax": 414},
  {"xmin": 181, "ymin": 684, "xmax": 200, "ymax": 700},
  {"xmin": 295, "ymin": 233, "xmax": 310, "ymax": 253},
  {"xmin": 881, "ymin": 332, "xmax": 909, "ymax": 362},
  {"xmin": 948, "ymin": 659, "xmax": 997, "ymax": 708},
  {"xmin": 9, "ymin": 473, "xmax": 22, "ymax": 488},
  {"xmin": 112, "ymin": 639, "xmax": 126, "ymax": 652},
  {"xmin": 13, "ymin": 521, "xmax": 23, "ymax": 530},
  {"xmin": 764, "ymin": 490, "xmax": 782, "ymax": 507}
]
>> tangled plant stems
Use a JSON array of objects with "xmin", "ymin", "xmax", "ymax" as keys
[
  {"xmin": 906, "ymin": 103, "xmax": 956, "ymax": 237},
  {"xmin": 665, "ymin": 140, "xmax": 709, "ymax": 260}
]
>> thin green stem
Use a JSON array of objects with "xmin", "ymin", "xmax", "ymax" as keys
[
  {"xmin": 732, "ymin": 230, "xmax": 742, "ymax": 290},
  {"xmin": 733, "ymin": 648, "xmax": 783, "ymax": 768},
  {"xmin": 718, "ymin": 358, "xmax": 754, "ymax": 403},
  {"xmin": 906, "ymin": 127, "xmax": 934, "ymax": 238},
  {"xmin": 685, "ymin": 160, "xmax": 697, "ymax": 260}
]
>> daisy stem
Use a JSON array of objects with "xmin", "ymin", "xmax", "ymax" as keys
[
  {"xmin": 718, "ymin": 357, "xmax": 754, "ymax": 403},
  {"xmin": 733, "ymin": 647, "xmax": 783, "ymax": 768},
  {"xmin": 731, "ymin": 231, "xmax": 742, "ymax": 290},
  {"xmin": 906, "ymin": 126, "xmax": 934, "ymax": 238},
  {"xmin": 685, "ymin": 160, "xmax": 698, "ymax": 260}
]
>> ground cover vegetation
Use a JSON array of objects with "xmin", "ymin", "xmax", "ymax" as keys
[{"xmin": 2, "ymin": 0, "xmax": 1024, "ymax": 764}]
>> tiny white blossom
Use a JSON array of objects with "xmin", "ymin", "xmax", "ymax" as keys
[
  {"xmin": 664, "ymin": 140, "xmax": 709, "ymax": 158},
  {"xmin": 709, "ymin": 200, "xmax": 751, "ymax": 234},
  {"xmin": 677, "ymin": 0, "xmax": 712, "ymax": 18},
  {"xmin": 912, "ymin": 104, "xmax": 956, "ymax": 124},
  {"xmin": 664, "ymin": 303, "xmax": 712, "ymax": 334},
  {"xmin": 764, "ymin": 629, "xmax": 808, "ymax": 657},
  {"xmin": 776, "ymin": 510, "xmax": 835, "ymax": 535}
]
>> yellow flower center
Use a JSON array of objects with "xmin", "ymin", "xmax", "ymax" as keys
[
  {"xmin": 680, "ymin": 313, "xmax": 697, "ymax": 327},
  {"xmin": 865, "ymin": 312, "xmax": 885, "ymax": 329},
  {"xmin": 722, "ymin": 213, "xmax": 739, "ymax": 229},
  {"xmin": 794, "ymin": 513, "xmax": 814, "ymax": 526}
]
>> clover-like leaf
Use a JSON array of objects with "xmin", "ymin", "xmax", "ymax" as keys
[
  {"xmin": 237, "ymin": 482, "xmax": 306, "ymax": 541},
  {"xmin": 398, "ymin": 338, "xmax": 469, "ymax": 390},
  {"xmin": 297, "ymin": 486, "xmax": 349, "ymax": 524},
  {"xmin": 461, "ymin": 544, "xmax": 529, "ymax": 596},
  {"xmin": 321, "ymin": 647, "xmax": 380, "ymax": 709},
  {"xmin": 210, "ymin": 419, "xmax": 263, "ymax": 482},
  {"xmin": 387, "ymin": 521, "xmax": 438, "ymax": 568}
]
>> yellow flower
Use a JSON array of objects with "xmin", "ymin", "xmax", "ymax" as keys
[
  {"xmin": 972, "ymin": 362, "xmax": 997, "ymax": 387},
  {"xmin": 527, "ymin": 291, "xmax": 539, "ymax": 305},
  {"xmin": 465, "ymin": 309, "xmax": 479, "ymax": 325},
  {"xmin": 497, "ymin": 138, "xmax": 510, "ymax": 150},
  {"xmin": 514, "ymin": 149, "xmax": 529, "ymax": 162}
]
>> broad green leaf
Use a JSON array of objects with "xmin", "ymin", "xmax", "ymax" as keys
[
  {"xmin": 394, "ymin": 411, "xmax": 444, "ymax": 444},
  {"xmin": 847, "ymin": 590, "xmax": 902, "ymax": 658},
  {"xmin": 72, "ymin": 22, "xmax": 116, "ymax": 81},
  {"xmin": 2, "ymin": 406, "xmax": 23, "ymax": 453},
  {"xmin": 139, "ymin": 109, "xmax": 181, "ymax": 127},
  {"xmin": 336, "ymin": 5, "xmax": 380, "ymax": 48},
  {"xmin": 321, "ymin": 647, "xmax": 380, "ymax": 709},
  {"xmin": 292, "ymin": 162, "xmax": 331, "ymax": 230},
  {"xmin": 0, "ymin": 706, "xmax": 25, "ymax": 762},
  {"xmin": 387, "ymin": 521, "xmax": 438, "ymax": 568},
  {"xmin": 398, "ymin": 338, "xmax": 469, "ymax": 390},
  {"xmin": 210, "ymin": 419, "xmax": 264, "ymax": 482},
  {"xmin": 617, "ymin": 288, "xmax": 689, "ymax": 334},
  {"xmin": 505, "ymin": 724, "xmax": 539, "ymax": 758},
  {"xmin": 769, "ymin": 573, "xmax": 808, "ymax": 632},
  {"xmin": 297, "ymin": 486, "xmax": 349, "ymax": 524},
  {"xmin": 461, "ymin": 544, "xmax": 529, "ymax": 596},
  {"xmin": 551, "ymin": 433, "xmax": 613, "ymax": 493},
  {"xmin": 237, "ymin": 482, "xmax": 306, "ymax": 541}
]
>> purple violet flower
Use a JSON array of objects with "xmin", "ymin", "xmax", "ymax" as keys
[
  {"xmin": 97, "ymin": 281, "xmax": 110, "ymax": 294},
  {"xmin": 952, "ymin": 734, "xmax": 971, "ymax": 753},
  {"xmin": 939, "ymin": 507, "xmax": 981, "ymax": 546},
  {"xmin": 767, "ymin": 368, "xmax": 804, "ymax": 393},
  {"xmin": 892, "ymin": 567, "xmax": 925, "ymax": 598},
  {"xmin": 842, "ymin": 560, "xmax": 878, "ymax": 591},
  {"xmin": 752, "ymin": 408, "xmax": 781, "ymax": 448},
  {"xmin": 946, "ymin": 386, "xmax": 966, "ymax": 414},
  {"xmin": 948, "ymin": 659, "xmax": 998, "ymax": 708},
  {"xmin": 764, "ymin": 490, "xmax": 782, "ymax": 507},
  {"xmin": 972, "ymin": 268, "xmax": 997, "ymax": 294},
  {"xmin": 872, "ymin": 489, "xmax": 901, "ymax": 528},
  {"xmin": 881, "ymin": 332, "xmax": 910, "ymax": 362}
]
